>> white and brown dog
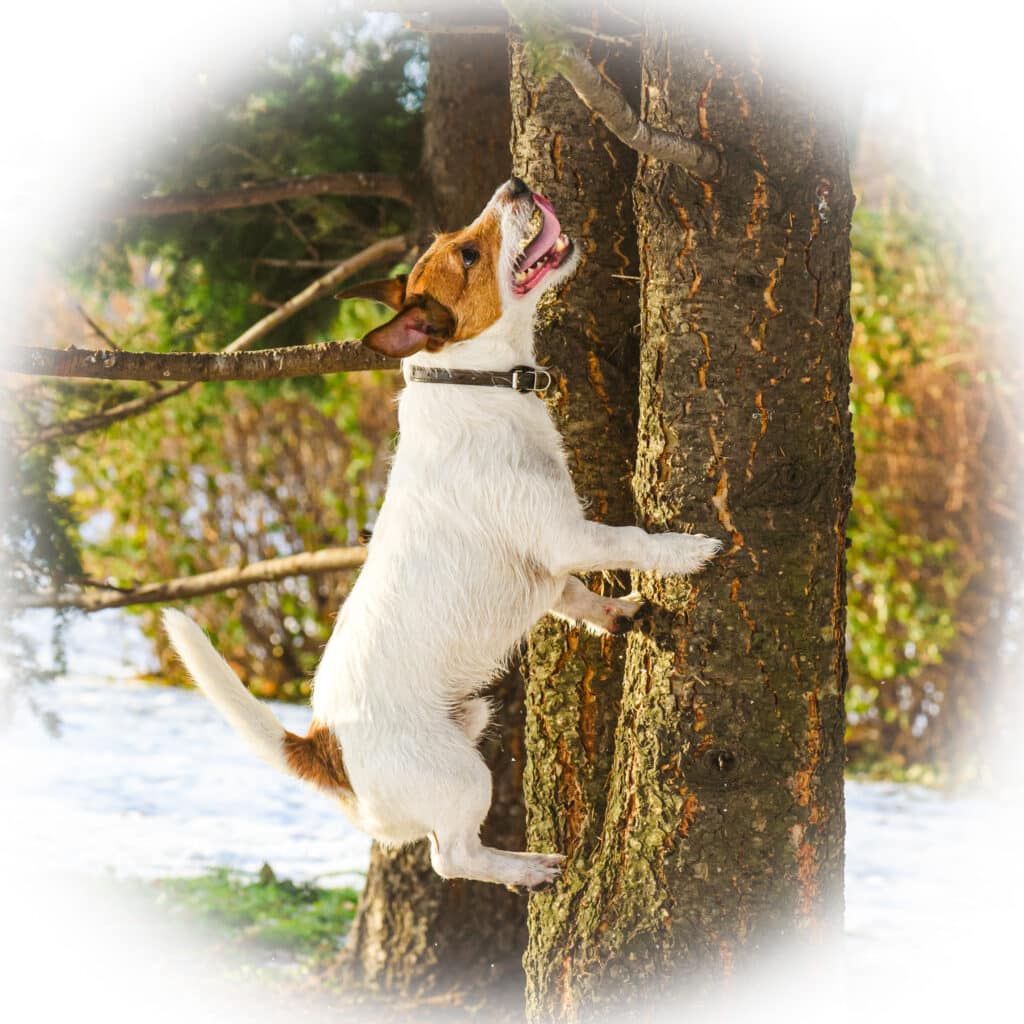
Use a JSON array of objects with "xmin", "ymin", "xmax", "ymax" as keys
[{"xmin": 164, "ymin": 178, "xmax": 721, "ymax": 890}]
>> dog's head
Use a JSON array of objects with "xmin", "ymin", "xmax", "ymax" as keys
[{"xmin": 338, "ymin": 178, "xmax": 579, "ymax": 358}]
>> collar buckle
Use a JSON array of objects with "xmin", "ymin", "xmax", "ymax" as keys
[{"xmin": 510, "ymin": 365, "xmax": 552, "ymax": 396}]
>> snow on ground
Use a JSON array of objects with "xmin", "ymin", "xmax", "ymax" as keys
[
  {"xmin": 1, "ymin": 674, "xmax": 370, "ymax": 885},
  {"xmin": 0, "ymin": 671, "xmax": 1004, "ymax": 918},
  {"xmin": 2, "ymin": 654, "xmax": 1021, "ymax": 1023}
]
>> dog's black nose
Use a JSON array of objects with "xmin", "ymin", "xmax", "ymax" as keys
[{"xmin": 509, "ymin": 176, "xmax": 530, "ymax": 198}]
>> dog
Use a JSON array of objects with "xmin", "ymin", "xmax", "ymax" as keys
[{"xmin": 163, "ymin": 177, "xmax": 721, "ymax": 889}]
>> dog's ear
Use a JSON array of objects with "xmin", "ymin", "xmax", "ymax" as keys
[
  {"xmin": 335, "ymin": 275, "xmax": 408, "ymax": 311},
  {"xmin": 362, "ymin": 294, "xmax": 455, "ymax": 358}
]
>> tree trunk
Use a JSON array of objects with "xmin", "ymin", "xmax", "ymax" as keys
[
  {"xmin": 524, "ymin": 15, "xmax": 855, "ymax": 1021},
  {"xmin": 336, "ymin": 12, "xmax": 530, "ymax": 1004},
  {"xmin": 507, "ymin": 10, "xmax": 644, "ymax": 1016}
]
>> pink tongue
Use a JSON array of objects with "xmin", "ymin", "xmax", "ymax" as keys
[{"xmin": 521, "ymin": 193, "xmax": 562, "ymax": 268}]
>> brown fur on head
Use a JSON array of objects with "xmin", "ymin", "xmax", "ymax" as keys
[{"xmin": 338, "ymin": 207, "xmax": 503, "ymax": 358}]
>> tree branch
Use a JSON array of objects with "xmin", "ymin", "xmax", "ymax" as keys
[
  {"xmin": 18, "ymin": 234, "xmax": 407, "ymax": 446},
  {"xmin": 254, "ymin": 257, "xmax": 362, "ymax": 269},
  {"xmin": 219, "ymin": 234, "xmax": 407, "ymax": 355},
  {"xmin": 5, "ymin": 340, "xmax": 398, "ymax": 383},
  {"xmin": 403, "ymin": 17, "xmax": 634, "ymax": 46},
  {"xmin": 404, "ymin": 19, "xmax": 508, "ymax": 35},
  {"xmin": 550, "ymin": 45, "xmax": 720, "ymax": 178},
  {"xmin": 26, "ymin": 382, "xmax": 196, "ymax": 446},
  {"xmin": 101, "ymin": 172, "xmax": 416, "ymax": 220},
  {"xmin": 15, "ymin": 546, "xmax": 368, "ymax": 612}
]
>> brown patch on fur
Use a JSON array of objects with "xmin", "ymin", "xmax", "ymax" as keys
[
  {"xmin": 406, "ymin": 209, "xmax": 504, "ymax": 345},
  {"xmin": 283, "ymin": 721, "xmax": 352, "ymax": 792}
]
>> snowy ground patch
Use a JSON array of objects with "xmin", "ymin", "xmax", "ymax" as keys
[{"xmin": 2, "ymin": 669, "xmax": 1020, "ymax": 1023}]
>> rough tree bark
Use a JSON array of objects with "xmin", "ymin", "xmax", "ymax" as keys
[
  {"xmin": 508, "ymin": 8, "xmax": 644, "ymax": 1014},
  {"xmin": 524, "ymin": 15, "xmax": 855, "ymax": 1021},
  {"xmin": 335, "ymin": 9, "xmax": 531, "ymax": 1004}
]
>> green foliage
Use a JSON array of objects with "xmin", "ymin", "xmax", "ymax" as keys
[
  {"xmin": 149, "ymin": 866, "xmax": 359, "ymax": 961},
  {"xmin": 504, "ymin": 0, "xmax": 572, "ymax": 78},
  {"xmin": 848, "ymin": 199, "xmax": 961, "ymax": 687},
  {"xmin": 67, "ymin": 368, "xmax": 397, "ymax": 696},
  {"xmin": 68, "ymin": 17, "xmax": 422, "ymax": 358},
  {"xmin": 846, "ymin": 493, "xmax": 959, "ymax": 683},
  {"xmin": 2, "ymin": 444, "xmax": 82, "ymax": 595},
  {"xmin": 846, "ymin": 184, "xmax": 1013, "ymax": 763}
]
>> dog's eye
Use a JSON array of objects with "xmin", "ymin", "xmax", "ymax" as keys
[{"xmin": 461, "ymin": 247, "xmax": 479, "ymax": 269}]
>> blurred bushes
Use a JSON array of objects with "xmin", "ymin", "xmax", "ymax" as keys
[{"xmin": 846, "ymin": 180, "xmax": 1022, "ymax": 772}]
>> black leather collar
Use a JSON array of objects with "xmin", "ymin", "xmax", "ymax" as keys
[{"xmin": 408, "ymin": 364, "xmax": 553, "ymax": 396}]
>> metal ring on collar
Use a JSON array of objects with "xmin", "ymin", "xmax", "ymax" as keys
[{"xmin": 510, "ymin": 366, "xmax": 553, "ymax": 396}]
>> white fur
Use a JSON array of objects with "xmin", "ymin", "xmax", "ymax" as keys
[
  {"xmin": 165, "ymin": 180, "xmax": 721, "ymax": 889},
  {"xmin": 162, "ymin": 609, "xmax": 291, "ymax": 775}
]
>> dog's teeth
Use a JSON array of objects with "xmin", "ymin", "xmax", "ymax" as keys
[{"xmin": 514, "ymin": 270, "xmax": 527, "ymax": 284}]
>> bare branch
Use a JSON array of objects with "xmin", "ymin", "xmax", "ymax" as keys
[
  {"xmin": 100, "ymin": 172, "xmax": 416, "ymax": 220},
  {"xmin": 27, "ymin": 382, "xmax": 195, "ymax": 446},
  {"xmin": 219, "ymin": 234, "xmax": 408, "ymax": 356},
  {"xmin": 15, "ymin": 546, "xmax": 368, "ymax": 612},
  {"xmin": 563, "ymin": 24, "xmax": 636, "ymax": 46},
  {"xmin": 403, "ymin": 17, "xmax": 634, "ymax": 46},
  {"xmin": 5, "ymin": 340, "xmax": 398, "ymax": 383},
  {"xmin": 18, "ymin": 235, "xmax": 407, "ymax": 446},
  {"xmin": 550, "ymin": 45, "xmax": 720, "ymax": 179},
  {"xmin": 75, "ymin": 305, "xmax": 123, "ymax": 352},
  {"xmin": 271, "ymin": 200, "xmax": 322, "ymax": 260},
  {"xmin": 254, "ymin": 257, "xmax": 357, "ymax": 269},
  {"xmin": 404, "ymin": 19, "xmax": 507, "ymax": 35}
]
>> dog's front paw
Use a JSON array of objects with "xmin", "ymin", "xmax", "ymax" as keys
[
  {"xmin": 507, "ymin": 852, "xmax": 564, "ymax": 893},
  {"xmin": 654, "ymin": 532, "xmax": 723, "ymax": 576}
]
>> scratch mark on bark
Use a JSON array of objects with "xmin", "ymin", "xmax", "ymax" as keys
[
  {"xmin": 711, "ymin": 468, "xmax": 744, "ymax": 549},
  {"xmin": 586, "ymin": 351, "xmax": 614, "ymax": 418},
  {"xmin": 552, "ymin": 133, "xmax": 564, "ymax": 182},
  {"xmin": 696, "ymin": 329, "xmax": 711, "ymax": 388},
  {"xmin": 746, "ymin": 389, "xmax": 769, "ymax": 479},
  {"xmin": 745, "ymin": 171, "xmax": 769, "ymax": 243},
  {"xmin": 678, "ymin": 789, "xmax": 700, "ymax": 837}
]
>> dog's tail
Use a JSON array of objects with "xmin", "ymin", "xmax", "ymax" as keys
[{"xmin": 162, "ymin": 609, "xmax": 349, "ymax": 792}]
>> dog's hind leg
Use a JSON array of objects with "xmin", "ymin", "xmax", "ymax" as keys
[
  {"xmin": 423, "ymin": 743, "xmax": 562, "ymax": 889},
  {"xmin": 549, "ymin": 575, "xmax": 646, "ymax": 635},
  {"xmin": 431, "ymin": 830, "xmax": 562, "ymax": 891}
]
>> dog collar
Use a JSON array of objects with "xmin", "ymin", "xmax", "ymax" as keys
[{"xmin": 408, "ymin": 364, "xmax": 553, "ymax": 397}]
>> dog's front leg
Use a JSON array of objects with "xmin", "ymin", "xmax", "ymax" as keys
[{"xmin": 548, "ymin": 521, "xmax": 721, "ymax": 577}]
